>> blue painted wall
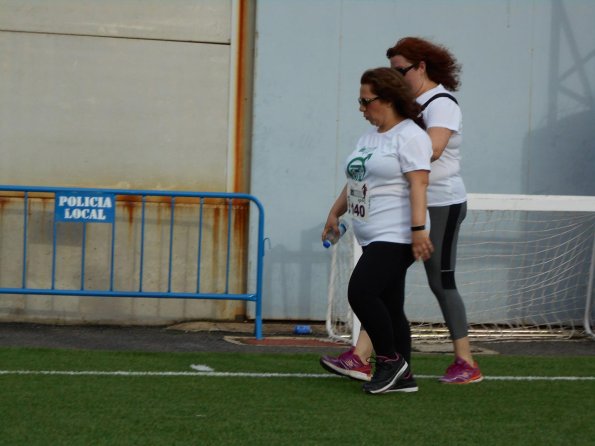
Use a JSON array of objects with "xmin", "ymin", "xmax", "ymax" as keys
[{"xmin": 250, "ymin": 0, "xmax": 595, "ymax": 319}]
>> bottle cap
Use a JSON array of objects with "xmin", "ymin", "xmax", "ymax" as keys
[{"xmin": 323, "ymin": 240, "xmax": 331, "ymax": 248}]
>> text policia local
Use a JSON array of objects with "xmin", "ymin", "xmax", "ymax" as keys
[{"xmin": 58, "ymin": 195, "xmax": 113, "ymax": 221}]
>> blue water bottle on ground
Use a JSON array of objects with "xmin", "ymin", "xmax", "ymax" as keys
[
  {"xmin": 323, "ymin": 219, "xmax": 349, "ymax": 248},
  {"xmin": 294, "ymin": 325, "xmax": 312, "ymax": 335}
]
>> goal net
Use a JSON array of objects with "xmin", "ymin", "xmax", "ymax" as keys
[{"xmin": 326, "ymin": 194, "xmax": 595, "ymax": 342}]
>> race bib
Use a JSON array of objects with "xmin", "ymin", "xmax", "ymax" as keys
[{"xmin": 347, "ymin": 180, "xmax": 369, "ymax": 221}]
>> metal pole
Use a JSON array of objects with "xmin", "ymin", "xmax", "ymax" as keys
[{"xmin": 583, "ymin": 233, "xmax": 595, "ymax": 340}]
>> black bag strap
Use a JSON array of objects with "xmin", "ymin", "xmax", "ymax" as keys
[{"xmin": 421, "ymin": 93, "xmax": 458, "ymax": 111}]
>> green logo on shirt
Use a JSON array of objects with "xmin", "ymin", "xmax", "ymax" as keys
[{"xmin": 347, "ymin": 149, "xmax": 373, "ymax": 181}]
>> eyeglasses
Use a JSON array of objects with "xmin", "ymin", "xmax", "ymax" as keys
[
  {"xmin": 394, "ymin": 64, "xmax": 417, "ymax": 76},
  {"xmin": 358, "ymin": 97, "xmax": 379, "ymax": 106}
]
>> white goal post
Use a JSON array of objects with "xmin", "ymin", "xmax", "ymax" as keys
[{"xmin": 326, "ymin": 193, "xmax": 595, "ymax": 342}]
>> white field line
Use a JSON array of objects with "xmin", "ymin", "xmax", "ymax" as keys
[
  {"xmin": 0, "ymin": 370, "xmax": 335, "ymax": 378},
  {"xmin": 0, "ymin": 370, "xmax": 593, "ymax": 381}
]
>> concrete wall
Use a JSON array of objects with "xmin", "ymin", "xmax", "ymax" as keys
[{"xmin": 251, "ymin": 0, "xmax": 595, "ymax": 320}]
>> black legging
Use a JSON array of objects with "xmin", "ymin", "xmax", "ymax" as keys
[{"xmin": 347, "ymin": 242, "xmax": 414, "ymax": 363}]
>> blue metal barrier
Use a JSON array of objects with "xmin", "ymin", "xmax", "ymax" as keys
[{"xmin": 0, "ymin": 185, "xmax": 265, "ymax": 339}]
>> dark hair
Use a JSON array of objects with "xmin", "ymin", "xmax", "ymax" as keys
[
  {"xmin": 386, "ymin": 37, "xmax": 461, "ymax": 91},
  {"xmin": 361, "ymin": 67, "xmax": 424, "ymax": 127}
]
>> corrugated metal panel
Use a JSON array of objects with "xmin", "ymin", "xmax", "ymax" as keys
[
  {"xmin": 0, "ymin": 0, "xmax": 231, "ymax": 43},
  {"xmin": 0, "ymin": 31, "xmax": 230, "ymax": 191}
]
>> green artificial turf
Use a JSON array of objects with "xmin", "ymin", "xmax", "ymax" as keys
[{"xmin": 0, "ymin": 348, "xmax": 593, "ymax": 446}]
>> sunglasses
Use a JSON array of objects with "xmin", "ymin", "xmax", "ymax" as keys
[
  {"xmin": 358, "ymin": 97, "xmax": 379, "ymax": 106},
  {"xmin": 394, "ymin": 63, "xmax": 418, "ymax": 76}
]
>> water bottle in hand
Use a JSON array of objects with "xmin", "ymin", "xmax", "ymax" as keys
[{"xmin": 323, "ymin": 219, "xmax": 349, "ymax": 248}]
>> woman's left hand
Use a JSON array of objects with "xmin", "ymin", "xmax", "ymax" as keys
[{"xmin": 412, "ymin": 230, "xmax": 433, "ymax": 261}]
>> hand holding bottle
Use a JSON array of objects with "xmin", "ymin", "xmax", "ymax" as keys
[{"xmin": 322, "ymin": 218, "xmax": 349, "ymax": 248}]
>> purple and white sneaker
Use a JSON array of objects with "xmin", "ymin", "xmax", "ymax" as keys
[
  {"xmin": 319, "ymin": 347, "xmax": 372, "ymax": 381},
  {"xmin": 439, "ymin": 357, "xmax": 483, "ymax": 384}
]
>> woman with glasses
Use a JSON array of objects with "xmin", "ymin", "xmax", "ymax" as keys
[
  {"xmin": 321, "ymin": 37, "xmax": 482, "ymax": 386},
  {"xmin": 321, "ymin": 67, "xmax": 433, "ymax": 394}
]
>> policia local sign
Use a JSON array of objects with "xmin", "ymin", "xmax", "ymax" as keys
[{"xmin": 55, "ymin": 191, "xmax": 115, "ymax": 223}]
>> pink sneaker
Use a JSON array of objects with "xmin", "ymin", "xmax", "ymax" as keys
[
  {"xmin": 439, "ymin": 356, "xmax": 483, "ymax": 384},
  {"xmin": 319, "ymin": 347, "xmax": 372, "ymax": 381}
]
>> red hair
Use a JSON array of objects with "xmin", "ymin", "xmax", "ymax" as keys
[{"xmin": 386, "ymin": 37, "xmax": 461, "ymax": 91}]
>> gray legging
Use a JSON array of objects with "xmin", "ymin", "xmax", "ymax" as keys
[{"xmin": 424, "ymin": 202, "xmax": 468, "ymax": 340}]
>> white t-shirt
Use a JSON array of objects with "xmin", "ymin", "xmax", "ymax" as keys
[
  {"xmin": 417, "ymin": 85, "xmax": 467, "ymax": 207},
  {"xmin": 345, "ymin": 119, "xmax": 432, "ymax": 246}
]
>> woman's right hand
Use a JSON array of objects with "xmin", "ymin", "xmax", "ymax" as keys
[
  {"xmin": 321, "ymin": 214, "xmax": 340, "ymax": 242},
  {"xmin": 322, "ymin": 185, "xmax": 349, "ymax": 242}
]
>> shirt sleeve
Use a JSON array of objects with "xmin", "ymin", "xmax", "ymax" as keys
[
  {"xmin": 399, "ymin": 131, "xmax": 432, "ymax": 173},
  {"xmin": 423, "ymin": 97, "xmax": 461, "ymax": 132}
]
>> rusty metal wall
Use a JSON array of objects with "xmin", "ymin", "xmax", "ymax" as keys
[
  {"xmin": 0, "ymin": 1, "xmax": 257, "ymax": 325},
  {"xmin": 0, "ymin": 193, "xmax": 252, "ymax": 324}
]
